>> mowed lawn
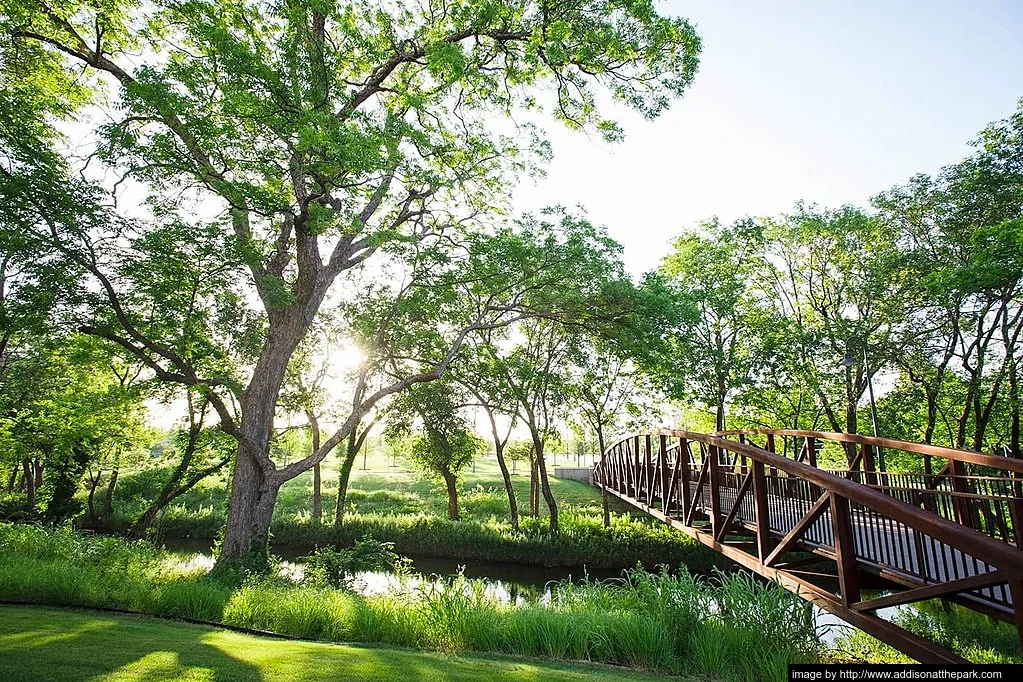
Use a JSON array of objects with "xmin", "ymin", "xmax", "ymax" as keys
[
  {"xmin": 268, "ymin": 445, "xmax": 636, "ymax": 522},
  {"xmin": 0, "ymin": 605, "xmax": 685, "ymax": 682}
]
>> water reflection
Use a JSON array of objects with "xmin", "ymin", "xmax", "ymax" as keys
[{"xmin": 161, "ymin": 537, "xmax": 625, "ymax": 605}]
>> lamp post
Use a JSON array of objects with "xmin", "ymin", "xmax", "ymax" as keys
[{"xmin": 839, "ymin": 335, "xmax": 886, "ymax": 473}]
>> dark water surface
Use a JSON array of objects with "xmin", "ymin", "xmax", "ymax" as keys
[{"xmin": 160, "ymin": 536, "xmax": 627, "ymax": 589}]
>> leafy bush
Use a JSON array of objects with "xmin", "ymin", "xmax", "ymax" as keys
[{"xmin": 302, "ymin": 536, "xmax": 407, "ymax": 589}]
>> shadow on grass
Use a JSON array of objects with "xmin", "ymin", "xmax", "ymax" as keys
[
  {"xmin": 1, "ymin": 605, "xmax": 259, "ymax": 681},
  {"xmin": 1, "ymin": 605, "xmax": 672, "ymax": 682}
]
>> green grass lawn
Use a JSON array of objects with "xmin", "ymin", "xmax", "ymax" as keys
[
  {"xmin": 0, "ymin": 605, "xmax": 686, "ymax": 681},
  {"xmin": 81, "ymin": 444, "xmax": 726, "ymax": 572},
  {"xmin": 110, "ymin": 443, "xmax": 637, "ymax": 529},
  {"xmin": 276, "ymin": 445, "xmax": 632, "ymax": 522}
]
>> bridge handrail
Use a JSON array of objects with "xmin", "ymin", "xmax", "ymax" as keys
[
  {"xmin": 596, "ymin": 429, "xmax": 1023, "ymax": 576},
  {"xmin": 716, "ymin": 428, "xmax": 1023, "ymax": 475}
]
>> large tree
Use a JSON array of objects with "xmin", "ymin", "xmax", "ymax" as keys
[
  {"xmin": 658, "ymin": 218, "xmax": 770, "ymax": 431},
  {"xmin": 3, "ymin": 0, "xmax": 701, "ymax": 564}
]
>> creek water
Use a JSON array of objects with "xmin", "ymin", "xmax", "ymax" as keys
[
  {"xmin": 160, "ymin": 537, "xmax": 879, "ymax": 644},
  {"xmin": 163, "ymin": 537, "xmax": 628, "ymax": 600}
]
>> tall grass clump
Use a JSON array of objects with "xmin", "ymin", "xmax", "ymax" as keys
[
  {"xmin": 415, "ymin": 574, "xmax": 505, "ymax": 651},
  {"xmin": 0, "ymin": 523, "xmax": 231, "ymax": 619},
  {"xmin": 222, "ymin": 580, "xmax": 360, "ymax": 641},
  {"xmin": 2, "ymin": 523, "xmax": 829, "ymax": 679}
]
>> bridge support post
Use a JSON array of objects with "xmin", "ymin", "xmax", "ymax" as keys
[
  {"xmin": 680, "ymin": 438, "xmax": 691, "ymax": 522},
  {"xmin": 753, "ymin": 460, "xmax": 773, "ymax": 562},
  {"xmin": 659, "ymin": 434, "xmax": 669, "ymax": 513},
  {"xmin": 831, "ymin": 494, "xmax": 861, "ymax": 606},
  {"xmin": 708, "ymin": 444, "xmax": 722, "ymax": 537}
]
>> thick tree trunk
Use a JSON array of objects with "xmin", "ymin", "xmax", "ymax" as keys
[
  {"xmin": 532, "ymin": 436, "xmax": 558, "ymax": 532},
  {"xmin": 22, "ymin": 458, "xmax": 35, "ymax": 508},
  {"xmin": 529, "ymin": 454, "xmax": 539, "ymax": 517},
  {"xmin": 442, "ymin": 469, "xmax": 459, "ymax": 520},
  {"xmin": 6, "ymin": 465, "xmax": 18, "ymax": 493},
  {"xmin": 493, "ymin": 441, "xmax": 518, "ymax": 529},
  {"xmin": 217, "ymin": 317, "xmax": 308, "ymax": 567},
  {"xmin": 103, "ymin": 467, "xmax": 118, "ymax": 518},
  {"xmin": 33, "ymin": 458, "xmax": 43, "ymax": 489},
  {"xmin": 219, "ymin": 446, "xmax": 280, "ymax": 564}
]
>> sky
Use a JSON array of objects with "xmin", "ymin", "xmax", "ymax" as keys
[{"xmin": 513, "ymin": 0, "xmax": 1023, "ymax": 277}]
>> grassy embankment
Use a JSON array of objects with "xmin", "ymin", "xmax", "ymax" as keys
[
  {"xmin": 1, "ymin": 605, "xmax": 680, "ymax": 682},
  {"xmin": 0, "ymin": 523, "xmax": 823, "ymax": 680},
  {"xmin": 91, "ymin": 447, "xmax": 727, "ymax": 571}
]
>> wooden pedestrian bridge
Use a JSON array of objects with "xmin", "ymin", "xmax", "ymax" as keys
[{"xmin": 592, "ymin": 429, "xmax": 1023, "ymax": 663}]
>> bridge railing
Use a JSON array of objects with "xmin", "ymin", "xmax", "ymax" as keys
[
  {"xmin": 593, "ymin": 430, "xmax": 1023, "ymax": 662},
  {"xmin": 718, "ymin": 430, "xmax": 1023, "ymax": 550}
]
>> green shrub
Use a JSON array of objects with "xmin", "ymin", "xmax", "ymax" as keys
[{"xmin": 302, "ymin": 536, "xmax": 406, "ymax": 589}]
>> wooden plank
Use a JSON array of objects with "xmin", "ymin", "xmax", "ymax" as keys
[
  {"xmin": 764, "ymin": 492, "xmax": 832, "ymax": 567},
  {"xmin": 853, "ymin": 571, "xmax": 1005, "ymax": 612}
]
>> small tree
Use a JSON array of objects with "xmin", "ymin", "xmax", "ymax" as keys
[{"xmin": 385, "ymin": 382, "xmax": 483, "ymax": 520}]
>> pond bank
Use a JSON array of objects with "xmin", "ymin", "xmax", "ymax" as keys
[{"xmin": 92, "ymin": 510, "xmax": 731, "ymax": 573}]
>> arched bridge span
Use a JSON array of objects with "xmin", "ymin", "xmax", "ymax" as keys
[{"xmin": 593, "ymin": 429, "xmax": 1023, "ymax": 663}]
